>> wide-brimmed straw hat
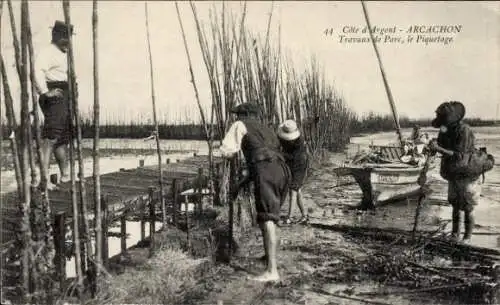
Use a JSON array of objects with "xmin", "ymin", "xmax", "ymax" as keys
[{"xmin": 277, "ymin": 119, "xmax": 300, "ymax": 141}]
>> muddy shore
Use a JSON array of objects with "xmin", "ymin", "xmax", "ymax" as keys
[{"xmin": 83, "ymin": 152, "xmax": 498, "ymax": 305}]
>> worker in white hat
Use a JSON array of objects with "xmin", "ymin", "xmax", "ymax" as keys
[{"xmin": 277, "ymin": 119, "xmax": 309, "ymax": 224}]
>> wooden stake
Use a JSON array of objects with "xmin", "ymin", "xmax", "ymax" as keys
[
  {"xmin": 101, "ymin": 195, "xmax": 109, "ymax": 268},
  {"xmin": 144, "ymin": 2, "xmax": 167, "ymax": 230},
  {"xmin": 174, "ymin": 1, "xmax": 210, "ymax": 139},
  {"xmin": 0, "ymin": 55, "xmax": 23, "ymax": 199},
  {"xmin": 24, "ymin": 2, "xmax": 57, "ymax": 301},
  {"xmin": 53, "ymin": 212, "xmax": 67, "ymax": 292},
  {"xmin": 120, "ymin": 212, "xmax": 127, "ymax": 255},
  {"xmin": 62, "ymin": 0, "xmax": 93, "ymax": 280},
  {"xmin": 140, "ymin": 196, "xmax": 146, "ymax": 240},
  {"xmin": 412, "ymin": 154, "xmax": 434, "ymax": 241},
  {"xmin": 18, "ymin": 1, "xmax": 34, "ymax": 300},
  {"xmin": 92, "ymin": 0, "xmax": 103, "ymax": 276},
  {"xmin": 175, "ymin": 2, "xmax": 218, "ymax": 212},
  {"xmin": 60, "ymin": 2, "xmax": 83, "ymax": 297},
  {"xmin": 185, "ymin": 194, "xmax": 191, "ymax": 253},
  {"xmin": 172, "ymin": 179, "xmax": 179, "ymax": 226},
  {"xmin": 228, "ymin": 158, "xmax": 236, "ymax": 261},
  {"xmin": 148, "ymin": 186, "xmax": 156, "ymax": 257},
  {"xmin": 196, "ymin": 167, "xmax": 203, "ymax": 215}
]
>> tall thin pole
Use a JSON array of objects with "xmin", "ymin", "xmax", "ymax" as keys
[
  {"xmin": 62, "ymin": 0, "xmax": 83, "ymax": 297},
  {"xmin": 25, "ymin": 2, "xmax": 56, "ymax": 302},
  {"xmin": 7, "ymin": 0, "xmax": 25, "ymax": 195},
  {"xmin": 92, "ymin": 0, "xmax": 103, "ymax": 273},
  {"xmin": 64, "ymin": 0, "xmax": 93, "ymax": 281},
  {"xmin": 175, "ymin": 2, "xmax": 210, "ymax": 139},
  {"xmin": 360, "ymin": 0, "xmax": 404, "ymax": 147},
  {"xmin": 144, "ymin": 2, "xmax": 166, "ymax": 229},
  {"xmin": 26, "ymin": 0, "xmax": 46, "ymax": 192},
  {"xmin": 0, "ymin": 57, "xmax": 23, "ymax": 199},
  {"xmin": 19, "ymin": 0, "xmax": 33, "ymax": 301},
  {"xmin": 175, "ymin": 1, "xmax": 215, "ymax": 206}
]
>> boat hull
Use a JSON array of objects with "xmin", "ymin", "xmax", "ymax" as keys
[{"xmin": 335, "ymin": 162, "xmax": 435, "ymax": 208}]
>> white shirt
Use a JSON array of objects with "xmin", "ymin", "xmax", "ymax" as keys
[
  {"xmin": 35, "ymin": 44, "xmax": 68, "ymax": 94},
  {"xmin": 219, "ymin": 121, "xmax": 248, "ymax": 158}
]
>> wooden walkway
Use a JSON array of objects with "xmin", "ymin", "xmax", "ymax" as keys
[{"xmin": 1, "ymin": 154, "xmax": 223, "ymax": 251}]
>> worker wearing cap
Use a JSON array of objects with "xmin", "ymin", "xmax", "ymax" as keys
[
  {"xmin": 35, "ymin": 20, "xmax": 74, "ymax": 190},
  {"xmin": 219, "ymin": 102, "xmax": 290, "ymax": 282}
]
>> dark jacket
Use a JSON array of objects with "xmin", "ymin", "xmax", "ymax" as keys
[
  {"xmin": 240, "ymin": 118, "xmax": 284, "ymax": 174},
  {"xmin": 438, "ymin": 122, "xmax": 475, "ymax": 180},
  {"xmin": 279, "ymin": 136, "xmax": 309, "ymax": 173}
]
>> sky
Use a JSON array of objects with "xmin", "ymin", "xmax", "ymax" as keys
[{"xmin": 1, "ymin": 1, "xmax": 499, "ymax": 124}]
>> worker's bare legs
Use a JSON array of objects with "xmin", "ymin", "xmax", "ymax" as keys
[
  {"xmin": 252, "ymin": 220, "xmax": 279, "ymax": 282},
  {"xmin": 285, "ymin": 190, "xmax": 296, "ymax": 223},
  {"xmin": 287, "ymin": 189, "xmax": 307, "ymax": 223},
  {"xmin": 296, "ymin": 189, "xmax": 307, "ymax": 221},
  {"xmin": 41, "ymin": 138, "xmax": 57, "ymax": 190},
  {"xmin": 54, "ymin": 144, "xmax": 70, "ymax": 183},
  {"xmin": 463, "ymin": 209, "xmax": 474, "ymax": 244},
  {"xmin": 451, "ymin": 206, "xmax": 460, "ymax": 241}
]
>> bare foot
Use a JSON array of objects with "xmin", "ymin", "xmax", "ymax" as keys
[{"xmin": 249, "ymin": 271, "xmax": 280, "ymax": 282}]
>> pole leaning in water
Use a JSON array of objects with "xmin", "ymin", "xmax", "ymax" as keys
[
  {"xmin": 360, "ymin": 0, "xmax": 404, "ymax": 147},
  {"xmin": 144, "ymin": 2, "xmax": 166, "ymax": 229}
]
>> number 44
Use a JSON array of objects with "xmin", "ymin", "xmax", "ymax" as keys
[{"xmin": 324, "ymin": 28, "xmax": 334, "ymax": 36}]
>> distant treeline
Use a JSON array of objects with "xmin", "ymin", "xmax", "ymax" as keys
[
  {"xmin": 350, "ymin": 112, "xmax": 498, "ymax": 135},
  {"xmin": 2, "ymin": 113, "xmax": 496, "ymax": 141}
]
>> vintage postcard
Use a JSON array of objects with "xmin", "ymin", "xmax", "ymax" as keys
[{"xmin": 1, "ymin": 1, "xmax": 499, "ymax": 305}]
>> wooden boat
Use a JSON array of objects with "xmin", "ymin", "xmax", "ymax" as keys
[
  {"xmin": 335, "ymin": 1, "xmax": 439, "ymax": 209},
  {"xmin": 335, "ymin": 145, "xmax": 436, "ymax": 208}
]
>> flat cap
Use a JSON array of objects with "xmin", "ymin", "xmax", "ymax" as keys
[
  {"xmin": 230, "ymin": 103, "xmax": 261, "ymax": 116},
  {"xmin": 52, "ymin": 20, "xmax": 74, "ymax": 37}
]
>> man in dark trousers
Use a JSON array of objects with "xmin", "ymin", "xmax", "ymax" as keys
[
  {"xmin": 428, "ymin": 101, "xmax": 481, "ymax": 244},
  {"xmin": 219, "ymin": 103, "xmax": 290, "ymax": 282},
  {"xmin": 34, "ymin": 20, "xmax": 74, "ymax": 190}
]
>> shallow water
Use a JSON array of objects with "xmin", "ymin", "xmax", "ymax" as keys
[
  {"xmin": 2, "ymin": 128, "xmax": 499, "ymax": 278},
  {"xmin": 341, "ymin": 126, "xmax": 500, "ymax": 250},
  {"xmin": 0, "ymin": 141, "xmax": 207, "ymax": 278},
  {"xmin": 65, "ymin": 221, "xmax": 164, "ymax": 278}
]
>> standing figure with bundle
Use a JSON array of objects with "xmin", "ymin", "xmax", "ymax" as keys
[
  {"xmin": 34, "ymin": 21, "xmax": 74, "ymax": 190},
  {"xmin": 219, "ymin": 103, "xmax": 290, "ymax": 282},
  {"xmin": 428, "ymin": 101, "xmax": 494, "ymax": 244},
  {"xmin": 277, "ymin": 119, "xmax": 309, "ymax": 225}
]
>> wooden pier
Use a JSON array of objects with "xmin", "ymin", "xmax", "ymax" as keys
[{"xmin": 1, "ymin": 154, "xmax": 223, "ymax": 259}]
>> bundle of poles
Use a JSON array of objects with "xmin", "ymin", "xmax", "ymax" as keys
[{"xmin": 172, "ymin": 2, "xmax": 356, "ymax": 261}]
